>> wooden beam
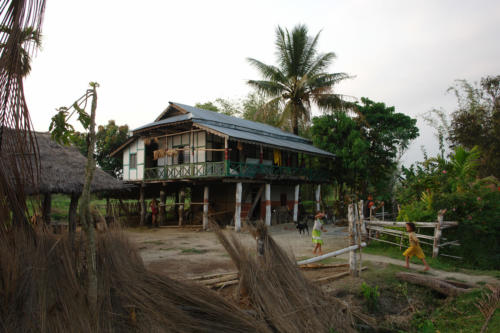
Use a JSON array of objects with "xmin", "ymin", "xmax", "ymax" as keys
[
  {"xmin": 293, "ymin": 184, "xmax": 299, "ymax": 223},
  {"xmin": 203, "ymin": 186, "xmax": 209, "ymax": 231}
]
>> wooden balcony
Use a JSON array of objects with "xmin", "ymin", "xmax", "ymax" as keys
[{"xmin": 143, "ymin": 161, "xmax": 329, "ymax": 182}]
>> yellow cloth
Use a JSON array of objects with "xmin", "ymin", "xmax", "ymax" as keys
[
  {"xmin": 403, "ymin": 232, "xmax": 425, "ymax": 259},
  {"xmin": 273, "ymin": 149, "xmax": 282, "ymax": 166}
]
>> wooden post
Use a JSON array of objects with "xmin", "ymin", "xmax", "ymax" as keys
[
  {"xmin": 348, "ymin": 204, "xmax": 358, "ymax": 277},
  {"xmin": 42, "ymin": 193, "xmax": 52, "ymax": 225},
  {"xmin": 315, "ymin": 185, "xmax": 321, "ymax": 213},
  {"xmin": 203, "ymin": 186, "xmax": 209, "ymax": 230},
  {"xmin": 265, "ymin": 183, "xmax": 271, "ymax": 226},
  {"xmin": 224, "ymin": 137, "xmax": 229, "ymax": 175},
  {"xmin": 159, "ymin": 190, "xmax": 166, "ymax": 226},
  {"xmin": 178, "ymin": 188, "xmax": 185, "ymax": 226},
  {"xmin": 358, "ymin": 200, "xmax": 367, "ymax": 241},
  {"xmin": 139, "ymin": 184, "xmax": 146, "ymax": 226},
  {"xmin": 68, "ymin": 193, "xmax": 79, "ymax": 246},
  {"xmin": 247, "ymin": 185, "xmax": 264, "ymax": 220},
  {"xmin": 433, "ymin": 209, "xmax": 445, "ymax": 258},
  {"xmin": 293, "ymin": 184, "xmax": 300, "ymax": 223},
  {"xmin": 235, "ymin": 182, "xmax": 242, "ymax": 232}
]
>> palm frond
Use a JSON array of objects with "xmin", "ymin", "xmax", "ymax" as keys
[
  {"xmin": 247, "ymin": 58, "xmax": 287, "ymax": 84},
  {"xmin": 247, "ymin": 80, "xmax": 287, "ymax": 98},
  {"xmin": 305, "ymin": 52, "xmax": 337, "ymax": 76}
]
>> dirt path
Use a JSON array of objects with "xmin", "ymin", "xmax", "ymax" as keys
[
  {"xmin": 346, "ymin": 253, "xmax": 500, "ymax": 285},
  {"xmin": 124, "ymin": 224, "xmax": 499, "ymax": 286}
]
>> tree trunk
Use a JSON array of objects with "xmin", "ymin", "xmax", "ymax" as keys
[
  {"xmin": 78, "ymin": 84, "xmax": 98, "ymax": 315},
  {"xmin": 396, "ymin": 272, "xmax": 469, "ymax": 297},
  {"xmin": 68, "ymin": 193, "xmax": 80, "ymax": 247}
]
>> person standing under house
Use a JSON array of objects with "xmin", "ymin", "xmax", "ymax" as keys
[
  {"xmin": 150, "ymin": 198, "xmax": 159, "ymax": 227},
  {"xmin": 403, "ymin": 222, "xmax": 430, "ymax": 271},
  {"xmin": 312, "ymin": 212, "xmax": 327, "ymax": 255}
]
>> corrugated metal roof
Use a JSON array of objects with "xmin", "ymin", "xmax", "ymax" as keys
[{"xmin": 132, "ymin": 102, "xmax": 334, "ymax": 158}]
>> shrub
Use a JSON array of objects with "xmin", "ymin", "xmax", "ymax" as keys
[{"xmin": 360, "ymin": 282, "xmax": 380, "ymax": 312}]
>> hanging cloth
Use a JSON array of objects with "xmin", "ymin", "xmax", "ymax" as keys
[{"xmin": 273, "ymin": 149, "xmax": 282, "ymax": 166}]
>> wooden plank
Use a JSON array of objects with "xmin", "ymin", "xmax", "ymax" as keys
[
  {"xmin": 314, "ymin": 267, "xmax": 367, "ymax": 283},
  {"xmin": 368, "ymin": 226, "xmax": 434, "ymax": 240},
  {"xmin": 200, "ymin": 274, "xmax": 239, "ymax": 285}
]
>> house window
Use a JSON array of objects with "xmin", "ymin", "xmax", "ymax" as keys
[{"xmin": 130, "ymin": 153, "xmax": 137, "ymax": 169}]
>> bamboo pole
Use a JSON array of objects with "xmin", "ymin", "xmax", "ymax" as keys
[
  {"xmin": 297, "ymin": 242, "xmax": 367, "ymax": 265},
  {"xmin": 348, "ymin": 204, "xmax": 358, "ymax": 277}
]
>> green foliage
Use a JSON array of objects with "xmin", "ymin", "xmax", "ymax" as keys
[
  {"xmin": 360, "ymin": 282, "xmax": 380, "ymax": 312},
  {"xmin": 49, "ymin": 107, "xmax": 75, "ymax": 145},
  {"xmin": 448, "ymin": 75, "xmax": 500, "ymax": 179},
  {"xmin": 247, "ymin": 24, "xmax": 350, "ymax": 135},
  {"xmin": 396, "ymin": 147, "xmax": 500, "ymax": 269},
  {"xmin": 0, "ymin": 25, "xmax": 42, "ymax": 77},
  {"xmin": 311, "ymin": 97, "xmax": 418, "ymax": 201},
  {"xmin": 195, "ymin": 98, "xmax": 240, "ymax": 116},
  {"xmin": 95, "ymin": 120, "xmax": 129, "ymax": 178}
]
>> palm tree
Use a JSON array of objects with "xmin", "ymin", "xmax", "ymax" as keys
[
  {"xmin": 247, "ymin": 24, "xmax": 350, "ymax": 135},
  {"xmin": 0, "ymin": 25, "xmax": 41, "ymax": 77}
]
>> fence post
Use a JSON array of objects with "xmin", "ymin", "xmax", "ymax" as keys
[
  {"xmin": 432, "ymin": 209, "xmax": 445, "ymax": 258},
  {"xmin": 203, "ymin": 186, "xmax": 209, "ymax": 231},
  {"xmin": 358, "ymin": 200, "xmax": 367, "ymax": 241},
  {"xmin": 348, "ymin": 203, "xmax": 358, "ymax": 277}
]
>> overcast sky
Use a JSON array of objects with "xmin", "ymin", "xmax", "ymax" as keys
[{"xmin": 24, "ymin": 0, "xmax": 500, "ymax": 165}]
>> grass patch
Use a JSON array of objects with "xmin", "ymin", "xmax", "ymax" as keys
[
  {"xmin": 364, "ymin": 242, "xmax": 500, "ymax": 278},
  {"xmin": 180, "ymin": 248, "xmax": 207, "ymax": 254},
  {"xmin": 413, "ymin": 287, "xmax": 500, "ymax": 333}
]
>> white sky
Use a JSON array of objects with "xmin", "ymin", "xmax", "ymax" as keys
[{"xmin": 24, "ymin": 0, "xmax": 500, "ymax": 165}]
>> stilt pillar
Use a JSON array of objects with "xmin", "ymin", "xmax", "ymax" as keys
[
  {"xmin": 235, "ymin": 182, "xmax": 242, "ymax": 232},
  {"xmin": 42, "ymin": 193, "xmax": 52, "ymax": 225},
  {"xmin": 203, "ymin": 186, "xmax": 209, "ymax": 230},
  {"xmin": 68, "ymin": 193, "xmax": 80, "ymax": 246},
  {"xmin": 315, "ymin": 184, "xmax": 321, "ymax": 213},
  {"xmin": 139, "ymin": 184, "xmax": 146, "ymax": 226},
  {"xmin": 159, "ymin": 190, "xmax": 166, "ymax": 226},
  {"xmin": 293, "ymin": 184, "xmax": 300, "ymax": 223},
  {"xmin": 178, "ymin": 188, "xmax": 185, "ymax": 226},
  {"xmin": 265, "ymin": 183, "xmax": 271, "ymax": 226}
]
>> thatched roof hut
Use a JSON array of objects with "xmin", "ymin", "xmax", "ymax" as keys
[{"xmin": 33, "ymin": 132, "xmax": 130, "ymax": 195}]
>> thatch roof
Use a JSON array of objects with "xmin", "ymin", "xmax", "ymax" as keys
[{"xmin": 31, "ymin": 132, "xmax": 131, "ymax": 195}]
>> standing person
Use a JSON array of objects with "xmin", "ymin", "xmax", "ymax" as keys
[
  {"xmin": 150, "ymin": 198, "xmax": 159, "ymax": 227},
  {"xmin": 312, "ymin": 212, "xmax": 327, "ymax": 255},
  {"xmin": 403, "ymin": 222, "xmax": 430, "ymax": 271}
]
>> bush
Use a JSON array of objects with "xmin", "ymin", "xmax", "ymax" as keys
[{"xmin": 360, "ymin": 282, "xmax": 380, "ymax": 312}]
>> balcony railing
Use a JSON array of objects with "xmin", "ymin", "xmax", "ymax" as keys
[{"xmin": 143, "ymin": 161, "xmax": 329, "ymax": 182}]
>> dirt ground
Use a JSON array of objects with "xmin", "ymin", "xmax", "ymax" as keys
[
  {"xmin": 124, "ymin": 222, "xmax": 350, "ymax": 279},
  {"xmin": 125, "ymin": 223, "xmax": 499, "ymax": 286}
]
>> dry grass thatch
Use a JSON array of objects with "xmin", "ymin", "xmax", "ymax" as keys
[
  {"xmin": 213, "ymin": 221, "xmax": 358, "ymax": 333},
  {"xmin": 0, "ymin": 229, "xmax": 269, "ymax": 333},
  {"xmin": 32, "ymin": 132, "xmax": 130, "ymax": 195}
]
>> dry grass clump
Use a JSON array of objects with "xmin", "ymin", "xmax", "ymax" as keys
[
  {"xmin": 214, "ymin": 221, "xmax": 357, "ymax": 333},
  {"xmin": 0, "ymin": 228, "xmax": 268, "ymax": 332}
]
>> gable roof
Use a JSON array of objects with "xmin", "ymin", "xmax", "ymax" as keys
[{"xmin": 132, "ymin": 102, "xmax": 334, "ymax": 158}]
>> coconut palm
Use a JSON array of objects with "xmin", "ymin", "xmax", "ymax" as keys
[
  {"xmin": 0, "ymin": 25, "xmax": 41, "ymax": 77},
  {"xmin": 247, "ymin": 24, "xmax": 351, "ymax": 135}
]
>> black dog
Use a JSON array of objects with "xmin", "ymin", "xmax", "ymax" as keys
[{"xmin": 296, "ymin": 221, "xmax": 309, "ymax": 235}]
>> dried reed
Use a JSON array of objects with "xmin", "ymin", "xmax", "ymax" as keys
[
  {"xmin": 213, "ymin": 221, "xmax": 357, "ymax": 333},
  {"xmin": 0, "ymin": 228, "xmax": 269, "ymax": 332}
]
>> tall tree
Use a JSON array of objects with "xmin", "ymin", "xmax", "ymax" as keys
[
  {"xmin": 247, "ymin": 24, "xmax": 350, "ymax": 135},
  {"xmin": 0, "ymin": 0, "xmax": 46, "ymax": 232},
  {"xmin": 312, "ymin": 97, "xmax": 418, "ymax": 200},
  {"xmin": 0, "ymin": 25, "xmax": 41, "ymax": 77},
  {"xmin": 448, "ymin": 75, "xmax": 500, "ymax": 178}
]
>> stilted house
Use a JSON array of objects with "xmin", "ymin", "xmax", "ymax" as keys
[{"xmin": 110, "ymin": 102, "xmax": 334, "ymax": 230}]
